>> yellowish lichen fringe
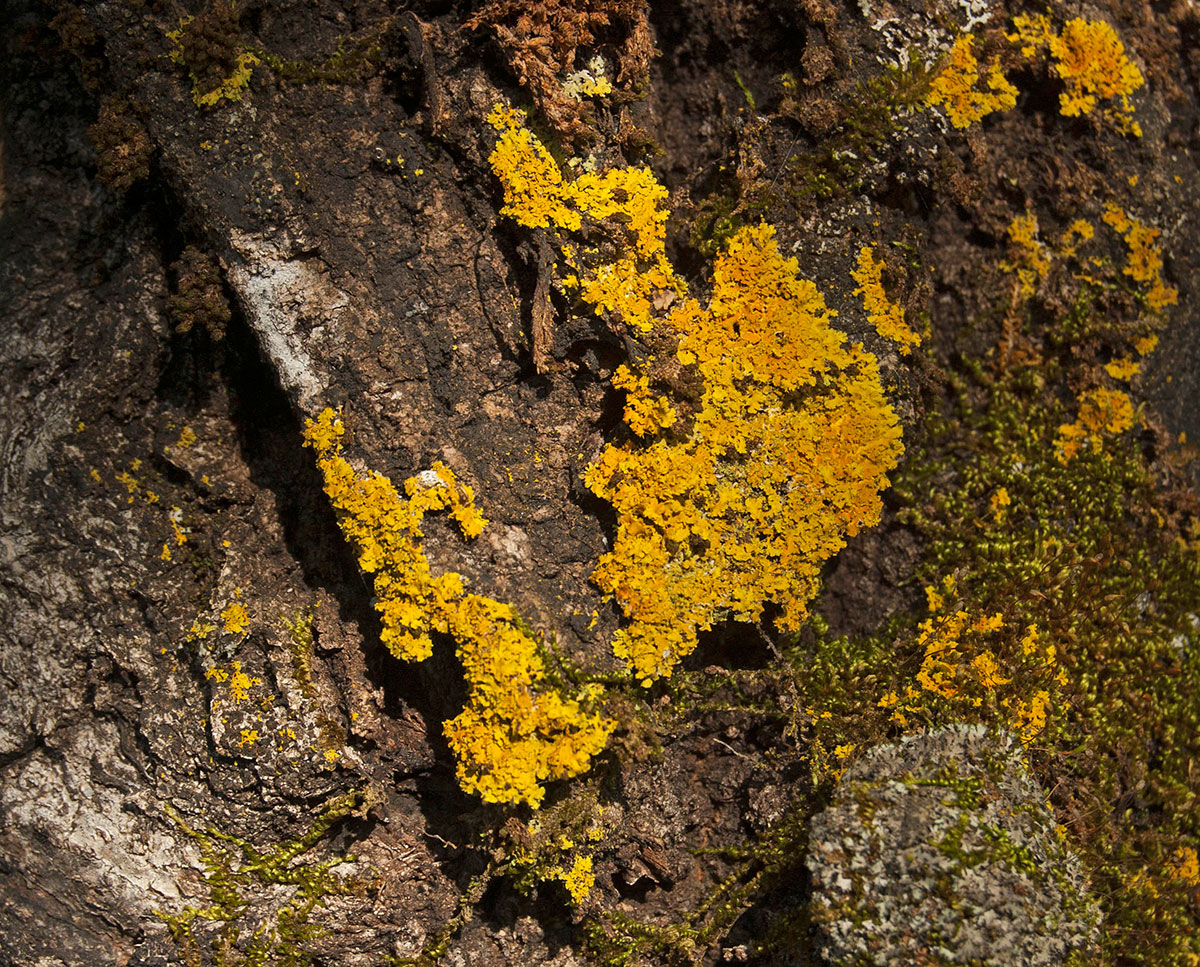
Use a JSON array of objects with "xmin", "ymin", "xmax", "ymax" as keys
[
  {"xmin": 852, "ymin": 246, "xmax": 921, "ymax": 353},
  {"xmin": 303, "ymin": 409, "xmax": 612, "ymax": 806},
  {"xmin": 928, "ymin": 18, "xmax": 1144, "ymax": 136}
]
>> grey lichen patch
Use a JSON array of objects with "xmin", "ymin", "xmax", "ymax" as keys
[{"xmin": 806, "ymin": 725, "xmax": 1100, "ymax": 966}]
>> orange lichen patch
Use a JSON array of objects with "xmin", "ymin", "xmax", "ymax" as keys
[
  {"xmin": 486, "ymin": 105, "xmax": 684, "ymax": 332},
  {"xmin": 205, "ymin": 661, "xmax": 261, "ymax": 704},
  {"xmin": 583, "ymin": 225, "xmax": 904, "ymax": 683},
  {"xmin": 612, "ymin": 363, "xmax": 677, "ymax": 437},
  {"xmin": 221, "ymin": 601, "xmax": 250, "ymax": 634},
  {"xmin": 851, "ymin": 246, "xmax": 920, "ymax": 353},
  {"xmin": 1134, "ymin": 334, "xmax": 1159, "ymax": 356},
  {"xmin": 303, "ymin": 408, "xmax": 612, "ymax": 806},
  {"xmin": 989, "ymin": 486, "xmax": 1010, "ymax": 523},
  {"xmin": 926, "ymin": 34, "xmax": 1017, "ymax": 129},
  {"xmin": 1003, "ymin": 212, "xmax": 1052, "ymax": 298},
  {"xmin": 1055, "ymin": 387, "xmax": 1136, "ymax": 463},
  {"xmin": 1006, "ymin": 689, "xmax": 1050, "ymax": 745},
  {"xmin": 1104, "ymin": 356, "xmax": 1140, "ymax": 381},
  {"xmin": 1167, "ymin": 847, "xmax": 1200, "ymax": 885},
  {"xmin": 1010, "ymin": 16, "xmax": 1143, "ymax": 136},
  {"xmin": 1102, "ymin": 203, "xmax": 1178, "ymax": 312},
  {"xmin": 1057, "ymin": 218, "xmax": 1095, "ymax": 257}
]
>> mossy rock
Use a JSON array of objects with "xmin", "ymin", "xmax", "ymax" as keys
[{"xmin": 806, "ymin": 725, "xmax": 1100, "ymax": 966}]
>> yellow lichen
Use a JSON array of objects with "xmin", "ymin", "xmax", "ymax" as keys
[
  {"xmin": 1010, "ymin": 16, "xmax": 1143, "ymax": 136},
  {"xmin": 1102, "ymin": 203, "xmax": 1178, "ymax": 312},
  {"xmin": 1104, "ymin": 356, "xmax": 1140, "ymax": 381},
  {"xmin": 851, "ymin": 246, "xmax": 920, "ymax": 353},
  {"xmin": 303, "ymin": 408, "xmax": 612, "ymax": 806},
  {"xmin": 1167, "ymin": 847, "xmax": 1200, "ymax": 885},
  {"xmin": 1003, "ymin": 212, "xmax": 1052, "ymax": 298},
  {"xmin": 926, "ymin": 34, "xmax": 1018, "ymax": 129},
  {"xmin": 583, "ymin": 225, "xmax": 904, "ymax": 683},
  {"xmin": 221, "ymin": 601, "xmax": 250, "ymax": 635},
  {"xmin": 1055, "ymin": 386, "xmax": 1136, "ymax": 463},
  {"xmin": 489, "ymin": 112, "xmax": 903, "ymax": 685},
  {"xmin": 612, "ymin": 363, "xmax": 677, "ymax": 437},
  {"xmin": 487, "ymin": 105, "xmax": 684, "ymax": 333},
  {"xmin": 555, "ymin": 854, "xmax": 594, "ymax": 904}
]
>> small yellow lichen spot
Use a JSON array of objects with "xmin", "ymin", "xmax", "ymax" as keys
[
  {"xmin": 1103, "ymin": 203, "xmax": 1177, "ymax": 311},
  {"xmin": 1003, "ymin": 212, "xmax": 1052, "ymax": 297},
  {"xmin": 927, "ymin": 34, "xmax": 1018, "ymax": 129},
  {"xmin": 1134, "ymin": 334, "xmax": 1159, "ymax": 355},
  {"xmin": 971, "ymin": 651, "xmax": 1012, "ymax": 688},
  {"xmin": 221, "ymin": 601, "xmax": 250, "ymax": 635},
  {"xmin": 1009, "ymin": 690, "xmax": 1050, "ymax": 745},
  {"xmin": 1011, "ymin": 16, "xmax": 1143, "ymax": 134},
  {"xmin": 227, "ymin": 661, "xmax": 259, "ymax": 702},
  {"xmin": 89, "ymin": 468, "xmax": 102, "ymax": 483},
  {"xmin": 1167, "ymin": 847, "xmax": 1200, "ymax": 885},
  {"xmin": 1104, "ymin": 356, "xmax": 1140, "ymax": 381},
  {"xmin": 323, "ymin": 748, "xmax": 341, "ymax": 765},
  {"xmin": 1050, "ymin": 19, "xmax": 1143, "ymax": 134},
  {"xmin": 177, "ymin": 426, "xmax": 197, "ymax": 448},
  {"xmin": 989, "ymin": 486, "xmax": 1011, "ymax": 523},
  {"xmin": 160, "ymin": 543, "xmax": 172, "ymax": 562},
  {"xmin": 852, "ymin": 246, "xmax": 920, "ymax": 353},
  {"xmin": 486, "ymin": 105, "xmax": 685, "ymax": 333},
  {"xmin": 238, "ymin": 728, "xmax": 259, "ymax": 749},
  {"xmin": 560, "ymin": 855, "xmax": 594, "ymax": 904}
]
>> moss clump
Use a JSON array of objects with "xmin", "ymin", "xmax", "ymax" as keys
[
  {"xmin": 169, "ymin": 247, "xmax": 231, "ymax": 341},
  {"xmin": 167, "ymin": 2, "xmax": 258, "ymax": 109},
  {"xmin": 87, "ymin": 96, "xmax": 154, "ymax": 194}
]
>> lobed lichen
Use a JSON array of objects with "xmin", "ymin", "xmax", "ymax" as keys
[
  {"xmin": 488, "ymin": 110, "xmax": 905, "ymax": 685},
  {"xmin": 487, "ymin": 105, "xmax": 684, "ymax": 333},
  {"xmin": 1102, "ymin": 202, "xmax": 1178, "ymax": 312},
  {"xmin": 582, "ymin": 225, "xmax": 904, "ymax": 683},
  {"xmin": 303, "ymin": 409, "xmax": 611, "ymax": 806},
  {"xmin": 926, "ymin": 34, "xmax": 1017, "ymax": 129},
  {"xmin": 1009, "ymin": 15, "xmax": 1144, "ymax": 135},
  {"xmin": 851, "ymin": 245, "xmax": 920, "ymax": 353}
]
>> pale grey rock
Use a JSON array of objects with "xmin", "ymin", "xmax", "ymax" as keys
[{"xmin": 806, "ymin": 725, "xmax": 1100, "ymax": 966}]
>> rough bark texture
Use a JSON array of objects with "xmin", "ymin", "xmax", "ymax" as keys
[{"xmin": 3, "ymin": 0, "xmax": 1199, "ymax": 965}]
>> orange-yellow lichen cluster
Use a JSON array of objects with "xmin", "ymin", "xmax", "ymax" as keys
[
  {"xmin": 1054, "ymin": 387, "xmax": 1136, "ymax": 463},
  {"xmin": 926, "ymin": 34, "xmax": 1017, "ymax": 129},
  {"xmin": 851, "ymin": 246, "xmax": 920, "ymax": 353},
  {"xmin": 303, "ymin": 408, "xmax": 611, "ymax": 806},
  {"xmin": 1010, "ymin": 15, "xmax": 1144, "ymax": 135},
  {"xmin": 1003, "ymin": 212, "xmax": 1053, "ymax": 298},
  {"xmin": 583, "ymin": 225, "xmax": 904, "ymax": 684},
  {"xmin": 879, "ymin": 578, "xmax": 1064, "ymax": 745},
  {"xmin": 487, "ymin": 105, "xmax": 684, "ymax": 333},
  {"xmin": 488, "ymin": 110, "xmax": 904, "ymax": 685},
  {"xmin": 1102, "ymin": 203, "xmax": 1178, "ymax": 313}
]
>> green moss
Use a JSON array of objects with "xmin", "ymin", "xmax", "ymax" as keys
[
  {"xmin": 158, "ymin": 792, "xmax": 367, "ymax": 967},
  {"xmin": 780, "ymin": 58, "xmax": 937, "ymax": 201},
  {"xmin": 253, "ymin": 25, "xmax": 387, "ymax": 87}
]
